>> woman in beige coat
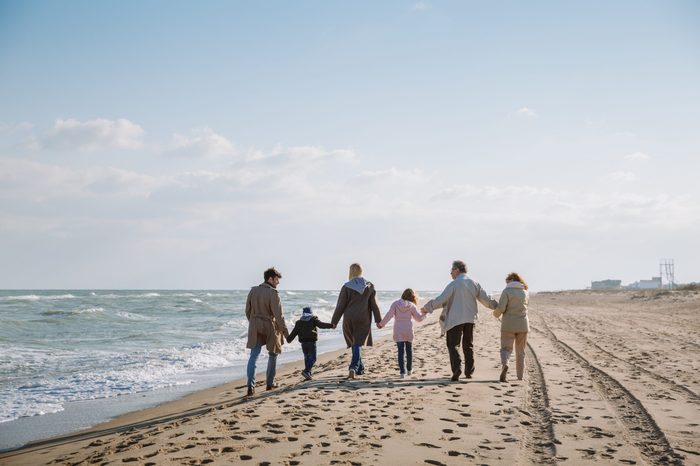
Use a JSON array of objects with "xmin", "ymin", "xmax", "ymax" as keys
[{"xmin": 493, "ymin": 272, "xmax": 529, "ymax": 382}]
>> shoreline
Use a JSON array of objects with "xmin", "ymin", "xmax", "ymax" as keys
[
  {"xmin": 0, "ymin": 330, "xmax": 374, "ymax": 452},
  {"xmin": 2, "ymin": 290, "xmax": 698, "ymax": 465}
]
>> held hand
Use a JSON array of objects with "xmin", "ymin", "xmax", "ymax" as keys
[
  {"xmin": 420, "ymin": 306, "xmax": 428, "ymax": 314},
  {"xmin": 332, "ymin": 324, "xmax": 337, "ymax": 329},
  {"xmin": 376, "ymin": 323, "xmax": 382, "ymax": 329}
]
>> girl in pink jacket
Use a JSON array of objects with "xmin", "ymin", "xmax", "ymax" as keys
[{"xmin": 378, "ymin": 289, "xmax": 426, "ymax": 378}]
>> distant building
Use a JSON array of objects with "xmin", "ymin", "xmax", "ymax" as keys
[
  {"xmin": 627, "ymin": 276, "xmax": 662, "ymax": 289},
  {"xmin": 591, "ymin": 279, "xmax": 622, "ymax": 289}
]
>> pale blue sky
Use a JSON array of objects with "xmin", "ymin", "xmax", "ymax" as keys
[{"xmin": 1, "ymin": 1, "xmax": 699, "ymax": 290}]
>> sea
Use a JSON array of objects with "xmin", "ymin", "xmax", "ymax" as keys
[{"xmin": 0, "ymin": 289, "xmax": 439, "ymax": 450}]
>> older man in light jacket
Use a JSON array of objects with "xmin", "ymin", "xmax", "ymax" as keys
[{"xmin": 422, "ymin": 260, "xmax": 497, "ymax": 381}]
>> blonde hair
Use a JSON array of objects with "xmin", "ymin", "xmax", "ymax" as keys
[
  {"xmin": 348, "ymin": 263, "xmax": 363, "ymax": 280},
  {"xmin": 401, "ymin": 288, "xmax": 418, "ymax": 304},
  {"xmin": 506, "ymin": 272, "xmax": 528, "ymax": 290}
]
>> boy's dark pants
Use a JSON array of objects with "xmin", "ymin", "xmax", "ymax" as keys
[
  {"xmin": 446, "ymin": 323, "xmax": 475, "ymax": 376},
  {"xmin": 301, "ymin": 341, "xmax": 317, "ymax": 373}
]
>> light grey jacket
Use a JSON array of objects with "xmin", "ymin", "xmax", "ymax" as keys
[
  {"xmin": 423, "ymin": 274, "xmax": 498, "ymax": 331},
  {"xmin": 493, "ymin": 281, "xmax": 529, "ymax": 333}
]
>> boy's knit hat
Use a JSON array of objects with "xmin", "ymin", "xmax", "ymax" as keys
[{"xmin": 301, "ymin": 306, "xmax": 314, "ymax": 320}]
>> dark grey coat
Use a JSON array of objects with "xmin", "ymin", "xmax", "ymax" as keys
[{"xmin": 331, "ymin": 282, "xmax": 382, "ymax": 348}]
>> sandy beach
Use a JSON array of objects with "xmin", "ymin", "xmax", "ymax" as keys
[{"xmin": 1, "ymin": 289, "xmax": 698, "ymax": 466}]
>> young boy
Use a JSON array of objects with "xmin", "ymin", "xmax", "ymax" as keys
[{"xmin": 287, "ymin": 307, "xmax": 333, "ymax": 380}]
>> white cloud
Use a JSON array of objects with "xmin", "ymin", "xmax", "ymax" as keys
[
  {"xmin": 624, "ymin": 151, "xmax": 650, "ymax": 161},
  {"xmin": 412, "ymin": 1, "xmax": 430, "ymax": 11},
  {"xmin": 430, "ymin": 184, "xmax": 553, "ymax": 201},
  {"xmin": 41, "ymin": 118, "xmax": 144, "ymax": 151},
  {"xmin": 604, "ymin": 171, "xmax": 637, "ymax": 182},
  {"xmin": 354, "ymin": 168, "xmax": 428, "ymax": 184},
  {"xmin": 249, "ymin": 145, "xmax": 356, "ymax": 165},
  {"xmin": 0, "ymin": 158, "xmax": 163, "ymax": 202},
  {"xmin": 509, "ymin": 107, "xmax": 537, "ymax": 118},
  {"xmin": 168, "ymin": 127, "xmax": 236, "ymax": 158}
]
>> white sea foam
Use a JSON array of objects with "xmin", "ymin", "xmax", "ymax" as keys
[
  {"xmin": 0, "ymin": 338, "xmax": 250, "ymax": 423},
  {"xmin": 0, "ymin": 294, "xmax": 76, "ymax": 302},
  {"xmin": 41, "ymin": 307, "xmax": 105, "ymax": 317},
  {"xmin": 115, "ymin": 311, "xmax": 150, "ymax": 321}
]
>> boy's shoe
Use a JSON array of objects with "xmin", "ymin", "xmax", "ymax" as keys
[
  {"xmin": 348, "ymin": 369, "xmax": 356, "ymax": 379},
  {"xmin": 407, "ymin": 370, "xmax": 413, "ymax": 376},
  {"xmin": 246, "ymin": 386, "xmax": 255, "ymax": 396},
  {"xmin": 266, "ymin": 382, "xmax": 279, "ymax": 391},
  {"xmin": 499, "ymin": 365, "xmax": 508, "ymax": 383},
  {"xmin": 302, "ymin": 370, "xmax": 312, "ymax": 381},
  {"xmin": 450, "ymin": 371, "xmax": 461, "ymax": 382}
]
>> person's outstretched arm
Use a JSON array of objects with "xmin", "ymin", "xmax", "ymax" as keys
[
  {"xmin": 315, "ymin": 317, "xmax": 334, "ymax": 329},
  {"xmin": 493, "ymin": 291, "xmax": 508, "ymax": 318},
  {"xmin": 331, "ymin": 287, "xmax": 349, "ymax": 327},
  {"xmin": 475, "ymin": 283, "xmax": 498, "ymax": 310},
  {"xmin": 369, "ymin": 286, "xmax": 382, "ymax": 324},
  {"xmin": 271, "ymin": 292, "xmax": 289, "ymax": 340},
  {"xmin": 287, "ymin": 321, "xmax": 299, "ymax": 343},
  {"xmin": 422, "ymin": 281, "xmax": 454, "ymax": 313},
  {"xmin": 378, "ymin": 304, "xmax": 396, "ymax": 328},
  {"xmin": 411, "ymin": 303, "xmax": 427, "ymax": 322}
]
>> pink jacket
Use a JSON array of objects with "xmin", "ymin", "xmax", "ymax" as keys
[{"xmin": 379, "ymin": 299, "xmax": 426, "ymax": 342}]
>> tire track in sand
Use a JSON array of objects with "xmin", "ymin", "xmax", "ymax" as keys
[
  {"xmin": 534, "ymin": 313, "xmax": 684, "ymax": 465},
  {"xmin": 548, "ymin": 312, "xmax": 700, "ymax": 403},
  {"xmin": 521, "ymin": 342, "xmax": 558, "ymax": 464}
]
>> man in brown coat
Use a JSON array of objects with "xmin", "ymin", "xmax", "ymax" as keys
[{"xmin": 245, "ymin": 267, "xmax": 288, "ymax": 396}]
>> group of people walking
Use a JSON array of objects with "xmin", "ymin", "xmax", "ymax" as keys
[{"xmin": 244, "ymin": 261, "xmax": 529, "ymax": 396}]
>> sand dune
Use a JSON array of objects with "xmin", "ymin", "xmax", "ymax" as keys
[{"xmin": 1, "ymin": 289, "xmax": 698, "ymax": 465}]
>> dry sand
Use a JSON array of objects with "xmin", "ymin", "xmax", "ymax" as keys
[{"xmin": 1, "ymin": 289, "xmax": 698, "ymax": 465}]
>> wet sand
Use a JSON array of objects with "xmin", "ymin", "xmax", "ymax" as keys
[{"xmin": 1, "ymin": 289, "xmax": 698, "ymax": 465}]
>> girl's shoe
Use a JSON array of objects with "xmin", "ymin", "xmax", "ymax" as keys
[{"xmin": 400, "ymin": 373, "xmax": 406, "ymax": 379}]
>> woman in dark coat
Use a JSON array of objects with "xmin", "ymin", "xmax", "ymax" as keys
[{"xmin": 331, "ymin": 263, "xmax": 382, "ymax": 379}]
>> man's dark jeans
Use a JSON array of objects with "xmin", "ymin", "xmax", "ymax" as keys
[
  {"xmin": 301, "ymin": 341, "xmax": 317, "ymax": 374},
  {"xmin": 446, "ymin": 323, "xmax": 474, "ymax": 377}
]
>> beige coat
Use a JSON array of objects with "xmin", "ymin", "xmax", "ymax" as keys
[
  {"xmin": 493, "ymin": 282, "xmax": 529, "ymax": 333},
  {"xmin": 245, "ymin": 283, "xmax": 288, "ymax": 354},
  {"xmin": 331, "ymin": 281, "xmax": 382, "ymax": 348}
]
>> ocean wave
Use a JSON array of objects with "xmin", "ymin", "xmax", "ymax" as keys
[
  {"xmin": 41, "ymin": 307, "xmax": 105, "ymax": 317},
  {"xmin": 0, "ymin": 294, "xmax": 76, "ymax": 302},
  {"xmin": 115, "ymin": 311, "xmax": 150, "ymax": 321},
  {"xmin": 0, "ymin": 338, "xmax": 252, "ymax": 423}
]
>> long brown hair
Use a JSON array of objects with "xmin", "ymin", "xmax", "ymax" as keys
[
  {"xmin": 401, "ymin": 288, "xmax": 418, "ymax": 304},
  {"xmin": 506, "ymin": 272, "xmax": 528, "ymax": 290}
]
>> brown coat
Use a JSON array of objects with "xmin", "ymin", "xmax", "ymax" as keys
[
  {"xmin": 331, "ymin": 282, "xmax": 382, "ymax": 348},
  {"xmin": 245, "ymin": 283, "xmax": 288, "ymax": 354}
]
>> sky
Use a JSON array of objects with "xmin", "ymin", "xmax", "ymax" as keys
[{"xmin": 1, "ymin": 1, "xmax": 699, "ymax": 291}]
